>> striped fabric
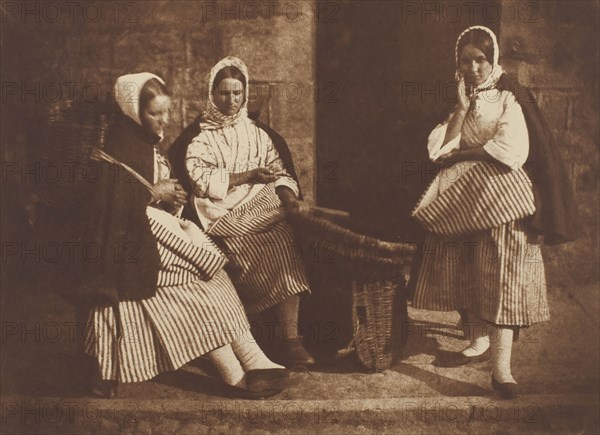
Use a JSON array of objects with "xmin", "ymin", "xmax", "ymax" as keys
[
  {"xmin": 413, "ymin": 162, "xmax": 536, "ymax": 237},
  {"xmin": 412, "ymin": 220, "xmax": 549, "ymax": 326},
  {"xmin": 84, "ymin": 218, "xmax": 250, "ymax": 383},
  {"xmin": 208, "ymin": 183, "xmax": 310, "ymax": 313},
  {"xmin": 149, "ymin": 215, "xmax": 228, "ymax": 284},
  {"xmin": 412, "ymin": 161, "xmax": 548, "ymax": 326}
]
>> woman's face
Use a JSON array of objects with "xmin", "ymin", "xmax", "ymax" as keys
[
  {"xmin": 213, "ymin": 78, "xmax": 245, "ymax": 116},
  {"xmin": 459, "ymin": 43, "xmax": 493, "ymax": 87},
  {"xmin": 140, "ymin": 95, "xmax": 171, "ymax": 138}
]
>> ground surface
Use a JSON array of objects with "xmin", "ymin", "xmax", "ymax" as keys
[{"xmin": 1, "ymin": 281, "xmax": 598, "ymax": 434}]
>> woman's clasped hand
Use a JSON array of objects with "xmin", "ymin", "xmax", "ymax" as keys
[{"xmin": 153, "ymin": 178, "xmax": 187, "ymax": 208}]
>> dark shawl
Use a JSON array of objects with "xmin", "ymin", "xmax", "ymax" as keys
[
  {"xmin": 497, "ymin": 74, "xmax": 581, "ymax": 245},
  {"xmin": 168, "ymin": 114, "xmax": 302, "ymax": 226},
  {"xmin": 74, "ymin": 113, "xmax": 161, "ymax": 307}
]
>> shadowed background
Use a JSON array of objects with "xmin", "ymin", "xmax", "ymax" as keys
[{"xmin": 1, "ymin": 0, "xmax": 598, "ymax": 384}]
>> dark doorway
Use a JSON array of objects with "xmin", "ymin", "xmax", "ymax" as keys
[{"xmin": 315, "ymin": 0, "xmax": 499, "ymax": 236}]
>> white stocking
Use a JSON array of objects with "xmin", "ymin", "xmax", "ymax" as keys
[
  {"xmin": 460, "ymin": 312, "xmax": 490, "ymax": 357},
  {"xmin": 489, "ymin": 326, "xmax": 516, "ymax": 384},
  {"xmin": 207, "ymin": 345, "xmax": 245, "ymax": 386},
  {"xmin": 231, "ymin": 336, "xmax": 284, "ymax": 371}
]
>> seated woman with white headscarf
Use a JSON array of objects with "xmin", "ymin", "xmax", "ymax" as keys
[
  {"xmin": 173, "ymin": 57, "xmax": 315, "ymax": 367},
  {"xmin": 80, "ymin": 72, "xmax": 293, "ymax": 399}
]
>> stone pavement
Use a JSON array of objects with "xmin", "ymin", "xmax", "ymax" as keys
[{"xmin": 1, "ymin": 281, "xmax": 598, "ymax": 434}]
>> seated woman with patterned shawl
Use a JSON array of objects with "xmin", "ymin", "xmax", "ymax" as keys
[{"xmin": 171, "ymin": 57, "xmax": 314, "ymax": 367}]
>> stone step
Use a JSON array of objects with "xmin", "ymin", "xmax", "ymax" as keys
[{"xmin": 2, "ymin": 394, "xmax": 598, "ymax": 434}]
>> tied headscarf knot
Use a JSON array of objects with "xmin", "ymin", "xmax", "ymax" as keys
[{"xmin": 200, "ymin": 56, "xmax": 250, "ymax": 130}]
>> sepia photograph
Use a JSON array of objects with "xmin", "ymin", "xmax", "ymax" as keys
[{"xmin": 1, "ymin": 0, "xmax": 598, "ymax": 433}]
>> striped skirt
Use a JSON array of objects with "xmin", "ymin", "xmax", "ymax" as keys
[
  {"xmin": 84, "ymin": 209, "xmax": 250, "ymax": 383},
  {"xmin": 412, "ymin": 162, "xmax": 549, "ymax": 326},
  {"xmin": 412, "ymin": 221, "xmax": 549, "ymax": 325},
  {"xmin": 208, "ymin": 183, "xmax": 310, "ymax": 313}
]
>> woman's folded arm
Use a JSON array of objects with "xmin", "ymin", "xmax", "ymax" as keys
[{"xmin": 482, "ymin": 93, "xmax": 529, "ymax": 169}]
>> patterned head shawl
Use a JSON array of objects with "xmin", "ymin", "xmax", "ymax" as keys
[
  {"xmin": 114, "ymin": 72, "xmax": 167, "ymax": 127},
  {"xmin": 455, "ymin": 26, "xmax": 504, "ymax": 95},
  {"xmin": 199, "ymin": 56, "xmax": 250, "ymax": 130}
]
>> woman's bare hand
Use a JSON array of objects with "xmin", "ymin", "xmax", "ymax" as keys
[
  {"xmin": 275, "ymin": 185, "xmax": 306, "ymax": 215},
  {"xmin": 436, "ymin": 148, "xmax": 491, "ymax": 167},
  {"xmin": 230, "ymin": 168, "xmax": 275, "ymax": 187},
  {"xmin": 286, "ymin": 199, "xmax": 310, "ymax": 215},
  {"xmin": 435, "ymin": 150, "xmax": 462, "ymax": 167},
  {"xmin": 154, "ymin": 178, "xmax": 187, "ymax": 207},
  {"xmin": 457, "ymin": 77, "xmax": 472, "ymax": 112}
]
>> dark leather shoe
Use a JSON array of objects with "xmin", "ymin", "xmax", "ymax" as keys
[
  {"xmin": 246, "ymin": 368, "xmax": 294, "ymax": 393},
  {"xmin": 224, "ymin": 383, "xmax": 281, "ymax": 400},
  {"xmin": 224, "ymin": 369, "xmax": 293, "ymax": 400},
  {"xmin": 492, "ymin": 376, "xmax": 519, "ymax": 399},
  {"xmin": 437, "ymin": 348, "xmax": 490, "ymax": 367},
  {"xmin": 90, "ymin": 378, "xmax": 118, "ymax": 399},
  {"xmin": 277, "ymin": 337, "xmax": 315, "ymax": 368},
  {"xmin": 457, "ymin": 309, "xmax": 471, "ymax": 341},
  {"xmin": 87, "ymin": 360, "xmax": 118, "ymax": 399}
]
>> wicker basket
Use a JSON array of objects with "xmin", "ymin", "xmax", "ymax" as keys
[
  {"xmin": 290, "ymin": 208, "xmax": 414, "ymax": 279},
  {"xmin": 37, "ymin": 101, "xmax": 114, "ymax": 209},
  {"xmin": 39, "ymin": 100, "xmax": 156, "ymax": 208},
  {"xmin": 290, "ymin": 208, "xmax": 415, "ymax": 371},
  {"xmin": 42, "ymin": 100, "xmax": 113, "ymax": 164}
]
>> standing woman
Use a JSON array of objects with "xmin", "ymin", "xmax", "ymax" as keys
[
  {"xmin": 181, "ymin": 57, "xmax": 314, "ymax": 367},
  {"xmin": 412, "ymin": 26, "xmax": 578, "ymax": 399},
  {"xmin": 81, "ymin": 73, "xmax": 291, "ymax": 399}
]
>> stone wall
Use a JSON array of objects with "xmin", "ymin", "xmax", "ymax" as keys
[
  {"xmin": 1, "ymin": 0, "xmax": 316, "ymax": 200},
  {"xmin": 499, "ymin": 0, "xmax": 599, "ymax": 285},
  {"xmin": 2, "ymin": 0, "xmax": 597, "ymax": 287}
]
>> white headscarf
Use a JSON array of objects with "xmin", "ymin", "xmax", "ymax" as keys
[
  {"xmin": 199, "ymin": 56, "xmax": 250, "ymax": 130},
  {"xmin": 114, "ymin": 72, "xmax": 166, "ymax": 126},
  {"xmin": 455, "ymin": 26, "xmax": 504, "ymax": 94}
]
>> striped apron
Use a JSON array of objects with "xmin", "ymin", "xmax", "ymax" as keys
[
  {"xmin": 412, "ymin": 162, "xmax": 549, "ymax": 326},
  {"xmin": 208, "ymin": 183, "xmax": 310, "ymax": 313},
  {"xmin": 84, "ymin": 210, "xmax": 250, "ymax": 383}
]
